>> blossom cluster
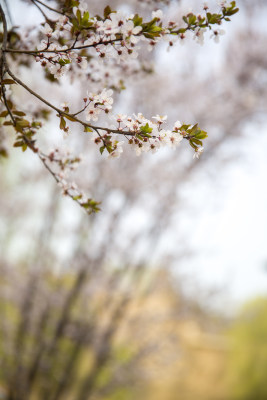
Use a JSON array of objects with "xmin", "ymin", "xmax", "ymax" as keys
[
  {"xmin": 32, "ymin": 1, "xmax": 238, "ymax": 79},
  {"xmin": 86, "ymin": 57, "xmax": 145, "ymax": 92},
  {"xmin": 89, "ymin": 112, "xmax": 206, "ymax": 159},
  {"xmin": 40, "ymin": 148, "xmax": 101, "ymax": 213},
  {"xmin": 0, "ymin": 0, "xmax": 238, "ymax": 213},
  {"xmin": 85, "ymin": 88, "xmax": 113, "ymax": 121},
  {"xmin": 56, "ymin": 85, "xmax": 207, "ymax": 160},
  {"xmin": 36, "ymin": 38, "xmax": 87, "ymax": 79}
]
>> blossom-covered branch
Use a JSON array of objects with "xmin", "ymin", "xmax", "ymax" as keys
[{"xmin": 0, "ymin": 0, "xmax": 238, "ymax": 213}]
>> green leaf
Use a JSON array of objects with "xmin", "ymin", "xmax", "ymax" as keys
[
  {"xmin": 76, "ymin": 9, "xmax": 81, "ymax": 24},
  {"xmin": 190, "ymin": 138, "xmax": 203, "ymax": 146},
  {"xmin": 82, "ymin": 11, "xmax": 89, "ymax": 24},
  {"xmin": 1, "ymin": 79, "xmax": 16, "ymax": 85},
  {"xmin": 188, "ymin": 123, "xmax": 199, "ymax": 134},
  {"xmin": 99, "ymin": 145, "xmax": 105, "ymax": 155},
  {"xmin": 16, "ymin": 119, "xmax": 30, "ymax": 127},
  {"xmin": 13, "ymin": 140, "xmax": 24, "ymax": 147},
  {"xmin": 133, "ymin": 14, "xmax": 143, "ymax": 26},
  {"xmin": 58, "ymin": 58, "xmax": 71, "ymax": 66},
  {"xmin": 106, "ymin": 145, "xmax": 113, "ymax": 153},
  {"xmin": 13, "ymin": 110, "xmax": 26, "ymax": 116},
  {"xmin": 225, "ymin": 8, "xmax": 239, "ymax": 16},
  {"xmin": 65, "ymin": 114, "xmax": 77, "ymax": 122},
  {"xmin": 81, "ymin": 198, "xmax": 101, "ymax": 213},
  {"xmin": 180, "ymin": 124, "xmax": 191, "ymax": 131},
  {"xmin": 72, "ymin": 194, "xmax": 82, "ymax": 200},
  {"xmin": 177, "ymin": 28, "xmax": 186, "ymax": 34},
  {"xmin": 188, "ymin": 13, "xmax": 196, "ymax": 25},
  {"xmin": 104, "ymin": 5, "xmax": 112, "ymax": 19},
  {"xmin": 71, "ymin": 17, "xmax": 79, "ymax": 29},
  {"xmin": 31, "ymin": 121, "xmax": 42, "ymax": 128},
  {"xmin": 195, "ymin": 131, "xmax": 208, "ymax": 140},
  {"xmin": 60, "ymin": 117, "xmax": 66, "ymax": 130},
  {"xmin": 149, "ymin": 25, "xmax": 162, "ymax": 33},
  {"xmin": 0, "ymin": 110, "xmax": 9, "ymax": 118},
  {"xmin": 189, "ymin": 140, "xmax": 197, "ymax": 150},
  {"xmin": 140, "ymin": 123, "xmax": 152, "ymax": 135},
  {"xmin": 84, "ymin": 126, "xmax": 93, "ymax": 132},
  {"xmin": 207, "ymin": 13, "xmax": 221, "ymax": 24},
  {"xmin": 0, "ymin": 147, "xmax": 8, "ymax": 158}
]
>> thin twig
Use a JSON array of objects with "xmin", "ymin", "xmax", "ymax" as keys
[
  {"xmin": 5, "ymin": 38, "xmax": 120, "ymax": 55},
  {"xmin": 3, "ymin": 66, "xmax": 143, "ymax": 137},
  {"xmin": 31, "ymin": 0, "xmax": 53, "ymax": 22},
  {"xmin": 31, "ymin": 0, "xmax": 65, "ymax": 16}
]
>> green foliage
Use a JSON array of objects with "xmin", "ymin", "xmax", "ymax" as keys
[
  {"xmin": 140, "ymin": 123, "xmax": 152, "ymax": 135},
  {"xmin": 80, "ymin": 198, "xmax": 101, "ymax": 213},
  {"xmin": 228, "ymin": 297, "xmax": 267, "ymax": 400}
]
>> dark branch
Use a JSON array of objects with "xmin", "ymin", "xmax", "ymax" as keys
[{"xmin": 31, "ymin": 0, "xmax": 65, "ymax": 16}]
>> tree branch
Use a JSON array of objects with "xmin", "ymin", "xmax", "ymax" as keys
[
  {"xmin": 30, "ymin": 0, "xmax": 53, "ymax": 22},
  {"xmin": 3, "ymin": 66, "xmax": 151, "ymax": 138},
  {"xmin": 4, "ymin": 38, "xmax": 120, "ymax": 55},
  {"xmin": 31, "ymin": 0, "xmax": 65, "ymax": 16}
]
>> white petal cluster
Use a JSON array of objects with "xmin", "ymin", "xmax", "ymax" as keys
[
  {"xmin": 92, "ymin": 113, "xmax": 184, "ymax": 158},
  {"xmin": 86, "ymin": 88, "xmax": 114, "ymax": 122},
  {"xmin": 193, "ymin": 146, "xmax": 204, "ymax": 159},
  {"xmin": 36, "ymin": 0, "xmax": 230, "ymax": 80},
  {"xmin": 193, "ymin": 28, "xmax": 206, "ymax": 46},
  {"xmin": 35, "ymin": 41, "xmax": 88, "ymax": 78},
  {"xmin": 211, "ymin": 29, "xmax": 226, "ymax": 43},
  {"xmin": 152, "ymin": 10, "xmax": 163, "ymax": 20},
  {"xmin": 108, "ymin": 140, "xmax": 124, "ymax": 158}
]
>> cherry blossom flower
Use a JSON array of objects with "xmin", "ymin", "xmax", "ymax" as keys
[
  {"xmin": 152, "ymin": 114, "xmax": 167, "ymax": 124},
  {"xmin": 193, "ymin": 146, "xmax": 204, "ymax": 159},
  {"xmin": 194, "ymin": 28, "xmax": 206, "ymax": 46},
  {"xmin": 90, "ymin": 132, "xmax": 102, "ymax": 145},
  {"xmin": 108, "ymin": 141, "xmax": 124, "ymax": 158},
  {"xmin": 152, "ymin": 10, "xmax": 163, "ymax": 20},
  {"xmin": 41, "ymin": 23, "xmax": 53, "ymax": 37},
  {"xmin": 165, "ymin": 131, "xmax": 183, "ymax": 148},
  {"xmin": 212, "ymin": 29, "xmax": 225, "ymax": 43},
  {"xmin": 86, "ymin": 106, "xmax": 101, "ymax": 122},
  {"xmin": 121, "ymin": 21, "xmax": 142, "ymax": 44},
  {"xmin": 172, "ymin": 121, "xmax": 181, "ymax": 132}
]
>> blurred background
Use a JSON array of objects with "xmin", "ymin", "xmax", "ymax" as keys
[{"xmin": 1, "ymin": 0, "xmax": 267, "ymax": 399}]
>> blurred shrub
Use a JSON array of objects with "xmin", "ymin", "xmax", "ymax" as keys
[{"xmin": 228, "ymin": 297, "xmax": 267, "ymax": 400}]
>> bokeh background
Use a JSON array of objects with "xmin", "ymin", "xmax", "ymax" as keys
[{"xmin": 1, "ymin": 0, "xmax": 267, "ymax": 399}]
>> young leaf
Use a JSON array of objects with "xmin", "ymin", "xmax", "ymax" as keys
[{"xmin": 1, "ymin": 79, "xmax": 16, "ymax": 85}]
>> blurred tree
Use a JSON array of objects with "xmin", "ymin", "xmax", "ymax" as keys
[{"xmin": 0, "ymin": 261, "xmax": 229, "ymax": 400}]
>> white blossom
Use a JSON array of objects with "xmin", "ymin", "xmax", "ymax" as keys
[
  {"xmin": 121, "ymin": 21, "xmax": 142, "ymax": 44},
  {"xmin": 152, "ymin": 10, "xmax": 163, "ymax": 20},
  {"xmin": 86, "ymin": 106, "xmax": 101, "ymax": 122},
  {"xmin": 193, "ymin": 146, "xmax": 204, "ymax": 159},
  {"xmin": 41, "ymin": 23, "xmax": 53, "ymax": 37},
  {"xmin": 108, "ymin": 141, "xmax": 124, "ymax": 158},
  {"xmin": 194, "ymin": 28, "xmax": 206, "ymax": 46},
  {"xmin": 165, "ymin": 130, "xmax": 183, "ymax": 148},
  {"xmin": 152, "ymin": 114, "xmax": 167, "ymax": 124},
  {"xmin": 173, "ymin": 120, "xmax": 182, "ymax": 131},
  {"xmin": 212, "ymin": 29, "xmax": 225, "ymax": 43}
]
